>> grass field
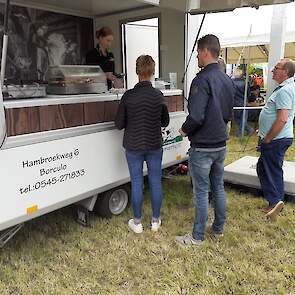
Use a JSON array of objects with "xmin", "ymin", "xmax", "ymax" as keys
[{"xmin": 0, "ymin": 131, "xmax": 294, "ymax": 295}]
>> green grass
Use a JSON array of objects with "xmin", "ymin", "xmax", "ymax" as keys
[{"xmin": 0, "ymin": 129, "xmax": 295, "ymax": 295}]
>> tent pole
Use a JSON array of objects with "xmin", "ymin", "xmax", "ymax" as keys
[
  {"xmin": 241, "ymin": 46, "xmax": 251, "ymax": 137},
  {"xmin": 266, "ymin": 4, "xmax": 287, "ymax": 98},
  {"xmin": 241, "ymin": 24, "xmax": 252, "ymax": 137}
]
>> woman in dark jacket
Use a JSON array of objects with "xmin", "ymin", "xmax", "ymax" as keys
[
  {"xmin": 85, "ymin": 26, "xmax": 116, "ymax": 89},
  {"xmin": 115, "ymin": 55, "xmax": 169, "ymax": 234}
]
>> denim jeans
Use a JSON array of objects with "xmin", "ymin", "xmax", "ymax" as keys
[
  {"xmin": 234, "ymin": 110, "xmax": 254, "ymax": 136},
  {"xmin": 189, "ymin": 148, "xmax": 227, "ymax": 241},
  {"xmin": 126, "ymin": 148, "xmax": 163, "ymax": 220},
  {"xmin": 256, "ymin": 138, "xmax": 293, "ymax": 206}
]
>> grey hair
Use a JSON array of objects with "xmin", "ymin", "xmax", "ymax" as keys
[{"xmin": 282, "ymin": 59, "xmax": 295, "ymax": 78}]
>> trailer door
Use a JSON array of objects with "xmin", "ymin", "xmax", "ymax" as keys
[{"xmin": 122, "ymin": 17, "xmax": 160, "ymax": 89}]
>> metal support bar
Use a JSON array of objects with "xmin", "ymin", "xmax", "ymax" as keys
[
  {"xmin": 257, "ymin": 45, "xmax": 268, "ymax": 57},
  {"xmin": 0, "ymin": 0, "xmax": 10, "ymax": 86},
  {"xmin": 0, "ymin": 223, "xmax": 24, "ymax": 248},
  {"xmin": 0, "ymin": 35, "xmax": 8, "ymax": 87},
  {"xmin": 0, "ymin": 0, "xmax": 10, "ymax": 149}
]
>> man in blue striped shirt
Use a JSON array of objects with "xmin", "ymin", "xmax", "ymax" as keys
[{"xmin": 257, "ymin": 59, "xmax": 295, "ymax": 220}]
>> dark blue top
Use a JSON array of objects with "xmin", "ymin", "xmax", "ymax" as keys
[
  {"xmin": 182, "ymin": 63, "xmax": 234, "ymax": 148},
  {"xmin": 115, "ymin": 81, "xmax": 169, "ymax": 151},
  {"xmin": 232, "ymin": 78, "xmax": 250, "ymax": 106}
]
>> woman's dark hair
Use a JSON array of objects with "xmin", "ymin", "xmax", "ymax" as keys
[{"xmin": 96, "ymin": 26, "xmax": 114, "ymax": 39}]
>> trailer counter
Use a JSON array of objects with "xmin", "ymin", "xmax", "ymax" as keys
[{"xmin": 2, "ymin": 89, "xmax": 184, "ymax": 149}]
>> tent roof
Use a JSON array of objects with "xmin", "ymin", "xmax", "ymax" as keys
[
  {"xmin": 200, "ymin": 3, "xmax": 295, "ymax": 47},
  {"xmin": 221, "ymin": 42, "xmax": 295, "ymax": 64}
]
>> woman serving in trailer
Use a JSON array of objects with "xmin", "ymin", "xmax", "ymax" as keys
[{"xmin": 86, "ymin": 26, "xmax": 116, "ymax": 89}]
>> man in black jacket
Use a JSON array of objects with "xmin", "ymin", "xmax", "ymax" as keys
[{"xmin": 176, "ymin": 34, "xmax": 234, "ymax": 245}]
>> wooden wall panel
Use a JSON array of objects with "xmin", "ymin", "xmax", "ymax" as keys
[
  {"xmin": 5, "ymin": 96, "xmax": 184, "ymax": 137},
  {"xmin": 39, "ymin": 105, "xmax": 64, "ymax": 131},
  {"xmin": 176, "ymin": 95, "xmax": 184, "ymax": 111},
  {"xmin": 59, "ymin": 104, "xmax": 84, "ymax": 127},
  {"xmin": 104, "ymin": 101, "xmax": 119, "ymax": 122},
  {"xmin": 168, "ymin": 96, "xmax": 177, "ymax": 112},
  {"xmin": 163, "ymin": 96, "xmax": 184, "ymax": 112},
  {"xmin": 84, "ymin": 102, "xmax": 105, "ymax": 125},
  {"xmin": 5, "ymin": 107, "xmax": 40, "ymax": 136}
]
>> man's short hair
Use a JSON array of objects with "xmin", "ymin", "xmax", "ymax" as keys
[
  {"xmin": 197, "ymin": 34, "xmax": 220, "ymax": 58},
  {"xmin": 136, "ymin": 55, "xmax": 155, "ymax": 77},
  {"xmin": 233, "ymin": 68, "xmax": 243, "ymax": 79},
  {"xmin": 282, "ymin": 59, "xmax": 295, "ymax": 78}
]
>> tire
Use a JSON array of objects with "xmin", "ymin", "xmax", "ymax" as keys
[{"xmin": 93, "ymin": 185, "xmax": 130, "ymax": 218}]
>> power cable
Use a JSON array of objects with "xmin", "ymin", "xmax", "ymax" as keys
[{"xmin": 182, "ymin": 13, "xmax": 206, "ymax": 102}]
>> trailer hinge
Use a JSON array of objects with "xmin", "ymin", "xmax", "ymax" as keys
[{"xmin": 75, "ymin": 205, "xmax": 90, "ymax": 227}]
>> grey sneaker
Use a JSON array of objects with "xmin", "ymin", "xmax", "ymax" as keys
[
  {"xmin": 206, "ymin": 225, "xmax": 224, "ymax": 239},
  {"xmin": 175, "ymin": 233, "xmax": 204, "ymax": 246}
]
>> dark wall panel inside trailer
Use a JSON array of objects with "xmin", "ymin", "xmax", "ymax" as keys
[{"xmin": 0, "ymin": 4, "xmax": 94, "ymax": 84}]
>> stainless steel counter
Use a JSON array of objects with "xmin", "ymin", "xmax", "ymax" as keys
[{"xmin": 3, "ymin": 89, "xmax": 183, "ymax": 109}]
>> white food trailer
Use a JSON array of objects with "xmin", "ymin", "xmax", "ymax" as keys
[
  {"xmin": 0, "ymin": 0, "xmax": 191, "ymax": 246},
  {"xmin": 0, "ymin": 0, "xmax": 292, "ymax": 246}
]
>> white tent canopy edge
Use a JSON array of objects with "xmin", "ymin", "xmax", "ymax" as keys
[{"xmin": 0, "ymin": 0, "xmax": 293, "ymax": 17}]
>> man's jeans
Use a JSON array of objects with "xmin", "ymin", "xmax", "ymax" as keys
[
  {"xmin": 189, "ymin": 148, "xmax": 227, "ymax": 241},
  {"xmin": 234, "ymin": 110, "xmax": 254, "ymax": 136},
  {"xmin": 126, "ymin": 148, "xmax": 163, "ymax": 220},
  {"xmin": 256, "ymin": 138, "xmax": 293, "ymax": 206}
]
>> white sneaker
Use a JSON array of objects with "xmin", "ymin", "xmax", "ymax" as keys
[
  {"xmin": 151, "ymin": 219, "xmax": 161, "ymax": 232},
  {"xmin": 128, "ymin": 219, "xmax": 143, "ymax": 234}
]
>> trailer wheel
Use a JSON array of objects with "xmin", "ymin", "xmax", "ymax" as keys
[{"xmin": 94, "ymin": 185, "xmax": 130, "ymax": 218}]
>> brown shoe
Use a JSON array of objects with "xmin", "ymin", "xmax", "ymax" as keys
[
  {"xmin": 265, "ymin": 201, "xmax": 284, "ymax": 220},
  {"xmin": 260, "ymin": 205, "xmax": 274, "ymax": 214}
]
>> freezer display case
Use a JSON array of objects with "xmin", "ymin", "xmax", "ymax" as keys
[{"xmin": 46, "ymin": 65, "xmax": 108, "ymax": 95}]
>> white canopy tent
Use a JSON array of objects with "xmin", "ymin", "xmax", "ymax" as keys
[{"xmin": 198, "ymin": 3, "xmax": 295, "ymax": 63}]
